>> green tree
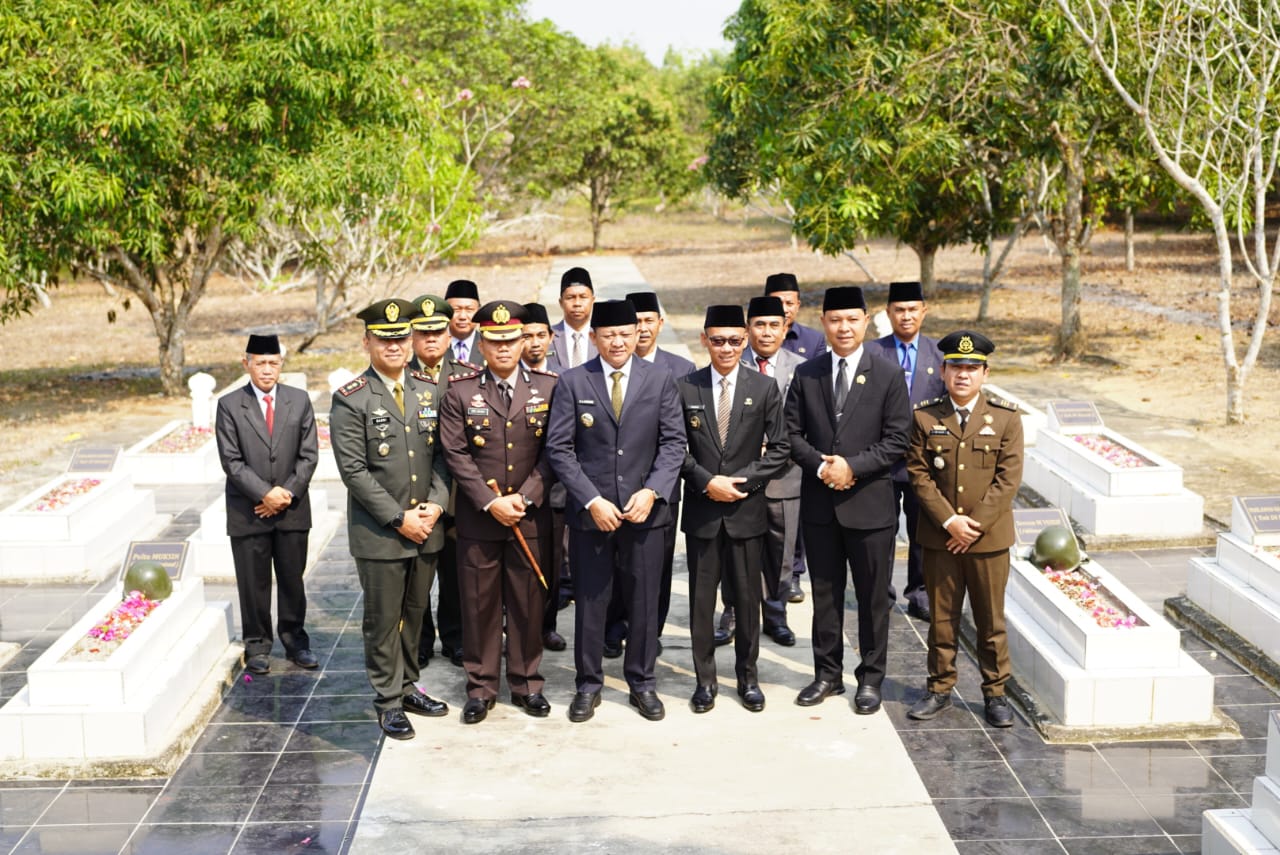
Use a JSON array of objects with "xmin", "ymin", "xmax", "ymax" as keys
[{"xmin": 0, "ymin": 0, "xmax": 407, "ymax": 394}]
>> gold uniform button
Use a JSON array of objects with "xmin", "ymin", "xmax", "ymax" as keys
[
  {"xmin": 958, "ymin": 463, "xmax": 965, "ymax": 471},
  {"xmin": 957, "ymin": 485, "xmax": 964, "ymax": 493},
  {"xmin": 408, "ymin": 450, "xmax": 415, "ymax": 458},
  {"xmin": 959, "ymin": 442, "xmax": 966, "ymax": 449},
  {"xmin": 507, "ymin": 464, "xmax": 514, "ymax": 471},
  {"xmin": 411, "ymin": 474, "xmax": 417, "ymax": 482},
  {"xmin": 957, "ymin": 506, "xmax": 964, "ymax": 514},
  {"xmin": 410, "ymin": 497, "xmax": 417, "ymax": 504},
  {"xmin": 507, "ymin": 442, "xmax": 514, "ymax": 449},
  {"xmin": 405, "ymin": 425, "xmax": 411, "ymax": 433},
  {"xmin": 506, "ymin": 420, "xmax": 513, "ymax": 428}
]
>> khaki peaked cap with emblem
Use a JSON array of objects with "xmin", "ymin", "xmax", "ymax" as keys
[
  {"xmin": 474, "ymin": 300, "xmax": 527, "ymax": 342},
  {"xmin": 410, "ymin": 294, "xmax": 452, "ymax": 332},
  {"xmin": 357, "ymin": 298, "xmax": 416, "ymax": 338},
  {"xmin": 938, "ymin": 330, "xmax": 995, "ymax": 364}
]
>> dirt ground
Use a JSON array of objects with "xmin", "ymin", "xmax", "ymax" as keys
[{"xmin": 1, "ymin": 208, "xmax": 1277, "ymax": 523}]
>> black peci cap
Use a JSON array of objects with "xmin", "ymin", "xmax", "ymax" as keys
[
  {"xmin": 522, "ymin": 302, "xmax": 551, "ymax": 327},
  {"xmin": 590, "ymin": 299, "xmax": 637, "ymax": 329},
  {"xmin": 444, "ymin": 279, "xmax": 480, "ymax": 302},
  {"xmin": 822, "ymin": 286, "xmax": 867, "ymax": 313},
  {"xmin": 560, "ymin": 267, "xmax": 593, "ymax": 293},
  {"xmin": 245, "ymin": 334, "xmax": 280, "ymax": 355},
  {"xmin": 764, "ymin": 272, "xmax": 799, "ymax": 295},
  {"xmin": 887, "ymin": 281, "xmax": 925, "ymax": 304},
  {"xmin": 625, "ymin": 291, "xmax": 661, "ymax": 315},
  {"xmin": 703, "ymin": 304, "xmax": 746, "ymax": 329},
  {"xmin": 747, "ymin": 296, "xmax": 785, "ymax": 319}
]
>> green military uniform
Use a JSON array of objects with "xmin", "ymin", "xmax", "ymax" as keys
[
  {"xmin": 906, "ymin": 332, "xmax": 1023, "ymax": 711},
  {"xmin": 330, "ymin": 300, "xmax": 451, "ymax": 732}
]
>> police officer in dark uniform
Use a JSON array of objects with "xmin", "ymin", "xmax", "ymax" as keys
[
  {"xmin": 409, "ymin": 293, "xmax": 477, "ymax": 669},
  {"xmin": 905, "ymin": 331, "xmax": 1023, "ymax": 728},
  {"xmin": 440, "ymin": 301, "xmax": 559, "ymax": 724},
  {"xmin": 329, "ymin": 298, "xmax": 450, "ymax": 739}
]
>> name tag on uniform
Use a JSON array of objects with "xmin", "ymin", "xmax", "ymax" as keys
[
  {"xmin": 577, "ymin": 399, "xmax": 595, "ymax": 405},
  {"xmin": 467, "ymin": 406, "xmax": 489, "ymax": 416},
  {"xmin": 929, "ymin": 424, "xmax": 949, "ymax": 435}
]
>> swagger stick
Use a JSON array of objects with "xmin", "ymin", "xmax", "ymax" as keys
[{"xmin": 486, "ymin": 478, "xmax": 547, "ymax": 589}]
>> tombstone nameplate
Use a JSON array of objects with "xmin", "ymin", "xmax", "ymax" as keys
[
  {"xmin": 119, "ymin": 540, "xmax": 188, "ymax": 583},
  {"xmin": 66, "ymin": 447, "xmax": 120, "ymax": 474},
  {"xmin": 1233, "ymin": 496, "xmax": 1280, "ymax": 546},
  {"xmin": 1014, "ymin": 507, "xmax": 1073, "ymax": 550},
  {"xmin": 1047, "ymin": 400, "xmax": 1104, "ymax": 434}
]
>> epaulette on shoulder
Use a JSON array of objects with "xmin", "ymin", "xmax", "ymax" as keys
[
  {"xmin": 459, "ymin": 360, "xmax": 483, "ymax": 371},
  {"xmin": 530, "ymin": 367, "xmax": 558, "ymax": 378},
  {"xmin": 987, "ymin": 395, "xmax": 1019, "ymax": 412},
  {"xmin": 915, "ymin": 396, "xmax": 946, "ymax": 411},
  {"xmin": 451, "ymin": 370, "xmax": 481, "ymax": 382},
  {"xmin": 338, "ymin": 377, "xmax": 368, "ymax": 397},
  {"xmin": 409, "ymin": 370, "xmax": 431, "ymax": 383}
]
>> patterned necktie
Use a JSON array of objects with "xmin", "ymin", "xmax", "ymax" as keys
[
  {"xmin": 573, "ymin": 332, "xmax": 584, "ymax": 368},
  {"xmin": 456, "ymin": 340, "xmax": 468, "ymax": 363},
  {"xmin": 757, "ymin": 356, "xmax": 769, "ymax": 376},
  {"xmin": 834, "ymin": 358, "xmax": 849, "ymax": 413},
  {"xmin": 957, "ymin": 406, "xmax": 969, "ymax": 430},
  {"xmin": 610, "ymin": 370, "xmax": 624, "ymax": 420},
  {"xmin": 393, "ymin": 381, "xmax": 404, "ymax": 416},
  {"xmin": 717, "ymin": 376, "xmax": 732, "ymax": 445},
  {"xmin": 263, "ymin": 394, "xmax": 274, "ymax": 435}
]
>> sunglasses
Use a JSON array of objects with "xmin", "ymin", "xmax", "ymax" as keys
[{"xmin": 708, "ymin": 336, "xmax": 745, "ymax": 348}]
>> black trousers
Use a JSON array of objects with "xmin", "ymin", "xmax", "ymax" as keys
[
  {"xmin": 802, "ymin": 522, "xmax": 895, "ymax": 688},
  {"xmin": 230, "ymin": 528, "xmax": 310, "ymax": 658},
  {"xmin": 571, "ymin": 524, "xmax": 663, "ymax": 694},
  {"xmin": 418, "ymin": 526, "xmax": 463, "ymax": 658},
  {"xmin": 688, "ymin": 528, "xmax": 763, "ymax": 687},
  {"xmin": 893, "ymin": 479, "xmax": 928, "ymax": 606}
]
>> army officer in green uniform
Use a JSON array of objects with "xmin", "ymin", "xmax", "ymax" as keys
[
  {"xmin": 905, "ymin": 331, "xmax": 1023, "ymax": 728},
  {"xmin": 330, "ymin": 298, "xmax": 451, "ymax": 739}
]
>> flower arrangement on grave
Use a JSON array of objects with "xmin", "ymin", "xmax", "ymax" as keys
[
  {"xmin": 61, "ymin": 561, "xmax": 173, "ymax": 662},
  {"xmin": 145, "ymin": 423, "xmax": 213, "ymax": 453},
  {"xmin": 1042, "ymin": 569, "xmax": 1142, "ymax": 629},
  {"xmin": 23, "ymin": 478, "xmax": 102, "ymax": 512},
  {"xmin": 1069, "ymin": 433, "xmax": 1153, "ymax": 468}
]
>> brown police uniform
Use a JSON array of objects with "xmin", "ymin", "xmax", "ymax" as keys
[
  {"xmin": 906, "ymin": 391, "xmax": 1023, "ymax": 698},
  {"xmin": 439, "ymin": 304, "xmax": 558, "ymax": 710}
]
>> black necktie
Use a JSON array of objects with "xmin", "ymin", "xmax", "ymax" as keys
[
  {"xmin": 957, "ymin": 406, "xmax": 969, "ymax": 430},
  {"xmin": 499, "ymin": 380, "xmax": 512, "ymax": 410},
  {"xmin": 834, "ymin": 358, "xmax": 849, "ymax": 413}
]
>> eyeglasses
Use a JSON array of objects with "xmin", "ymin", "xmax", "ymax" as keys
[{"xmin": 708, "ymin": 337, "xmax": 745, "ymax": 348}]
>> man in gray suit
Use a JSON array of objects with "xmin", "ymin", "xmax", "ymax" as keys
[
  {"xmin": 215, "ymin": 334, "xmax": 319, "ymax": 676},
  {"xmin": 552, "ymin": 267, "xmax": 597, "ymax": 370},
  {"xmin": 330, "ymin": 299, "xmax": 451, "ymax": 739},
  {"xmin": 868, "ymin": 281, "xmax": 946, "ymax": 622}
]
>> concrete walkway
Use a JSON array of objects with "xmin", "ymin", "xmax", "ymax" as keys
[{"xmin": 348, "ymin": 258, "xmax": 955, "ymax": 854}]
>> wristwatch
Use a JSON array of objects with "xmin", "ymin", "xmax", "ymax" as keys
[
  {"xmin": 390, "ymin": 511, "xmax": 405, "ymax": 529},
  {"xmin": 521, "ymin": 494, "xmax": 533, "ymax": 508}
]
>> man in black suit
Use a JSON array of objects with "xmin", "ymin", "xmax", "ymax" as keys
[
  {"xmin": 678, "ymin": 305, "xmax": 789, "ymax": 713},
  {"xmin": 546, "ymin": 299, "xmax": 686, "ymax": 723},
  {"xmin": 409, "ymin": 293, "xmax": 475, "ymax": 668},
  {"xmin": 446, "ymin": 279, "xmax": 481, "ymax": 365},
  {"xmin": 215, "ymin": 334, "xmax": 320, "ymax": 676},
  {"xmin": 868, "ymin": 281, "xmax": 946, "ymax": 622},
  {"xmin": 786, "ymin": 287, "xmax": 911, "ymax": 715}
]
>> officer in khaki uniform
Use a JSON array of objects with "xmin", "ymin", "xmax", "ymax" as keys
[
  {"xmin": 905, "ymin": 331, "xmax": 1023, "ymax": 728},
  {"xmin": 329, "ymin": 298, "xmax": 451, "ymax": 740},
  {"xmin": 439, "ymin": 301, "xmax": 559, "ymax": 724}
]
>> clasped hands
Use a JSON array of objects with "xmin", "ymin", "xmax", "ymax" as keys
[
  {"xmin": 254, "ymin": 486, "xmax": 292, "ymax": 518},
  {"xmin": 589, "ymin": 488, "xmax": 656, "ymax": 532},
  {"xmin": 395, "ymin": 502, "xmax": 443, "ymax": 544},
  {"xmin": 944, "ymin": 515, "xmax": 983, "ymax": 554},
  {"xmin": 819, "ymin": 455, "xmax": 856, "ymax": 491}
]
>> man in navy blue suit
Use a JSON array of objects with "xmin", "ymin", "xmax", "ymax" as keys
[
  {"xmin": 765, "ymin": 272, "xmax": 826, "ymax": 359},
  {"xmin": 786, "ymin": 286, "xmax": 911, "ymax": 715},
  {"xmin": 546, "ymin": 299, "xmax": 686, "ymax": 723},
  {"xmin": 868, "ymin": 281, "xmax": 946, "ymax": 622},
  {"xmin": 552, "ymin": 267, "xmax": 597, "ymax": 369}
]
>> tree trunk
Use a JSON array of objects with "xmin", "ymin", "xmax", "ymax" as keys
[
  {"xmin": 156, "ymin": 320, "xmax": 187, "ymax": 397},
  {"xmin": 1124, "ymin": 208, "xmax": 1135, "ymax": 272},
  {"xmin": 914, "ymin": 244, "xmax": 938, "ymax": 299},
  {"xmin": 978, "ymin": 233, "xmax": 995, "ymax": 322},
  {"xmin": 1052, "ymin": 124, "xmax": 1087, "ymax": 360},
  {"xmin": 1056, "ymin": 248, "xmax": 1086, "ymax": 358},
  {"xmin": 589, "ymin": 179, "xmax": 606, "ymax": 252}
]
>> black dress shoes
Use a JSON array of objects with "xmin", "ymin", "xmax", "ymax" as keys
[
  {"xmin": 985, "ymin": 695, "xmax": 1015, "ymax": 728},
  {"xmin": 403, "ymin": 689, "xmax": 449, "ymax": 717},
  {"xmin": 416, "ymin": 652, "xmax": 432, "ymax": 668},
  {"xmin": 787, "ymin": 581, "xmax": 805, "ymax": 603},
  {"xmin": 462, "ymin": 697, "xmax": 495, "ymax": 724},
  {"xmin": 603, "ymin": 639, "xmax": 624, "ymax": 659},
  {"xmin": 907, "ymin": 691, "xmax": 952, "ymax": 720},
  {"xmin": 712, "ymin": 628, "xmax": 733, "ymax": 647},
  {"xmin": 244, "ymin": 654, "xmax": 270, "ymax": 675},
  {"xmin": 629, "ymin": 690, "xmax": 666, "ymax": 721},
  {"xmin": 441, "ymin": 645, "xmax": 464, "ymax": 667},
  {"xmin": 288, "ymin": 649, "xmax": 319, "ymax": 669},
  {"xmin": 795, "ymin": 679, "xmax": 845, "ymax": 707},
  {"xmin": 512, "ymin": 692, "xmax": 551, "ymax": 717},
  {"xmin": 765, "ymin": 624, "xmax": 796, "ymax": 647},
  {"xmin": 906, "ymin": 600, "xmax": 933, "ymax": 623},
  {"xmin": 542, "ymin": 630, "xmax": 566, "ymax": 651},
  {"xmin": 738, "ymin": 684, "xmax": 766, "ymax": 712},
  {"xmin": 690, "ymin": 684, "xmax": 716, "ymax": 714},
  {"xmin": 854, "ymin": 684, "xmax": 882, "ymax": 715},
  {"xmin": 568, "ymin": 691, "xmax": 601, "ymax": 723},
  {"xmin": 379, "ymin": 708, "xmax": 415, "ymax": 740}
]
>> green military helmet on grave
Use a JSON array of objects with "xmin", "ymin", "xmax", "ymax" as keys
[
  {"xmin": 1031, "ymin": 525, "xmax": 1082, "ymax": 572},
  {"xmin": 123, "ymin": 560, "xmax": 173, "ymax": 601}
]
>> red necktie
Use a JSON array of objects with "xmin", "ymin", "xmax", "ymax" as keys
[
  {"xmin": 757, "ymin": 357, "xmax": 769, "ymax": 376},
  {"xmin": 264, "ymin": 394, "xmax": 274, "ymax": 435}
]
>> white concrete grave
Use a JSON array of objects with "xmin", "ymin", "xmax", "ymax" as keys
[
  {"xmin": 1022, "ymin": 399, "xmax": 1203, "ymax": 538},
  {"xmin": 185, "ymin": 487, "xmax": 339, "ymax": 579},
  {"xmin": 0, "ymin": 473, "xmax": 161, "ymax": 582},
  {"xmin": 119, "ymin": 420, "xmax": 223, "ymax": 484},
  {"xmin": 1204, "ymin": 711, "xmax": 1280, "ymax": 854},
  {"xmin": 0, "ymin": 579, "xmax": 235, "ymax": 766},
  {"xmin": 983, "ymin": 382, "xmax": 1047, "ymax": 446},
  {"xmin": 1188, "ymin": 496, "xmax": 1280, "ymax": 664},
  {"xmin": 1006, "ymin": 508, "xmax": 1214, "ymax": 728}
]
